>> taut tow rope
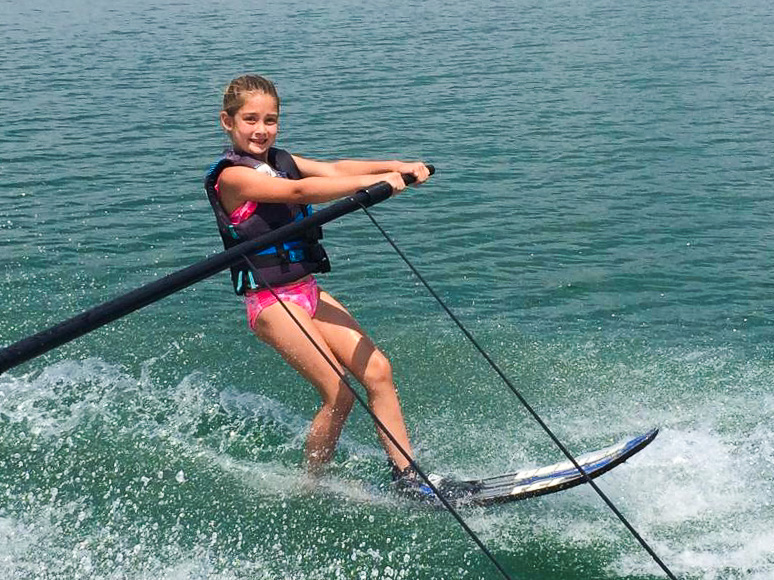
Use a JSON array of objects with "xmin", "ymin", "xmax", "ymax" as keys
[{"xmin": 357, "ymin": 203, "xmax": 679, "ymax": 580}]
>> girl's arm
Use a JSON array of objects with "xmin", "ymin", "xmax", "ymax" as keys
[
  {"xmin": 293, "ymin": 155, "xmax": 430, "ymax": 184},
  {"xmin": 217, "ymin": 165, "xmax": 411, "ymax": 208},
  {"xmin": 218, "ymin": 156, "xmax": 431, "ymax": 209}
]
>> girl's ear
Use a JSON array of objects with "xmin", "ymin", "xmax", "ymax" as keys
[{"xmin": 220, "ymin": 111, "xmax": 234, "ymax": 132}]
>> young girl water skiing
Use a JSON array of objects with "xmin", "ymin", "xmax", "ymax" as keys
[{"xmin": 205, "ymin": 74, "xmax": 451, "ymax": 495}]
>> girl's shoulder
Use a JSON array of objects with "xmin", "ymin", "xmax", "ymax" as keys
[{"xmin": 221, "ymin": 150, "xmax": 283, "ymax": 178}]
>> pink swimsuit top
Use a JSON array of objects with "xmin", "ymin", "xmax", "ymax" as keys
[{"xmin": 216, "ymin": 162, "xmax": 281, "ymax": 225}]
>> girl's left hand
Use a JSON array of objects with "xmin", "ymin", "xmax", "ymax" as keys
[{"xmin": 397, "ymin": 162, "xmax": 431, "ymax": 184}]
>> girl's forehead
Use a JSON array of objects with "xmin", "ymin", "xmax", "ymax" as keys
[{"xmin": 239, "ymin": 92, "xmax": 279, "ymax": 113}]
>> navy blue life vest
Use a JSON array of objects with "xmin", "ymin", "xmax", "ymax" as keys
[{"xmin": 204, "ymin": 147, "xmax": 330, "ymax": 294}]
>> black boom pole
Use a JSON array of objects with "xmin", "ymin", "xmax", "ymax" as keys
[{"xmin": 0, "ymin": 167, "xmax": 432, "ymax": 375}]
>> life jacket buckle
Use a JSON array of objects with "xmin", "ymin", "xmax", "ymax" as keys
[{"xmin": 287, "ymin": 248, "xmax": 305, "ymax": 263}]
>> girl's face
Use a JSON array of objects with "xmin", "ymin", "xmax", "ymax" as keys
[{"xmin": 220, "ymin": 92, "xmax": 279, "ymax": 160}]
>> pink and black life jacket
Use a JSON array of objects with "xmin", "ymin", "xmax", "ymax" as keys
[{"xmin": 204, "ymin": 147, "xmax": 330, "ymax": 294}]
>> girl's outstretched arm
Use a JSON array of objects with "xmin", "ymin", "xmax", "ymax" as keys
[
  {"xmin": 217, "ymin": 165, "xmax": 412, "ymax": 208},
  {"xmin": 292, "ymin": 155, "xmax": 431, "ymax": 185}
]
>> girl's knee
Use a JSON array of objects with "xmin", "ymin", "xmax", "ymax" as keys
[{"xmin": 363, "ymin": 352, "xmax": 394, "ymax": 391}]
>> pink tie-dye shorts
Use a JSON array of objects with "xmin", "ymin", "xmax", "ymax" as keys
[{"xmin": 244, "ymin": 276, "xmax": 320, "ymax": 331}]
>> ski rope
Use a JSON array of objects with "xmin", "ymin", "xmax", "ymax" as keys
[{"xmin": 357, "ymin": 202, "xmax": 678, "ymax": 580}]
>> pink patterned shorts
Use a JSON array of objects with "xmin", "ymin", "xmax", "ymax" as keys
[{"xmin": 244, "ymin": 276, "xmax": 320, "ymax": 331}]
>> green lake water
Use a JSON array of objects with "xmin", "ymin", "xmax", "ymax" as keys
[{"xmin": 1, "ymin": 0, "xmax": 773, "ymax": 577}]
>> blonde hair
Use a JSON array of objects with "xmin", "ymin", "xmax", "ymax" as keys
[{"xmin": 222, "ymin": 75, "xmax": 280, "ymax": 116}]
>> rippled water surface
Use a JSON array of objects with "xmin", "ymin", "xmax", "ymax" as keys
[{"xmin": 1, "ymin": 0, "xmax": 773, "ymax": 578}]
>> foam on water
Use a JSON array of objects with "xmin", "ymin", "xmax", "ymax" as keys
[
  {"xmin": 3, "ymin": 344, "xmax": 773, "ymax": 579},
  {"xmin": 0, "ymin": 357, "xmax": 431, "ymax": 575},
  {"xmin": 0, "ymin": 508, "xmax": 306, "ymax": 580},
  {"xmin": 417, "ymin": 334, "xmax": 774, "ymax": 579},
  {"xmin": 447, "ymin": 422, "xmax": 774, "ymax": 578}
]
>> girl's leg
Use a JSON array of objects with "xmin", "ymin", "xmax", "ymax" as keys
[
  {"xmin": 311, "ymin": 291, "xmax": 414, "ymax": 471},
  {"xmin": 252, "ymin": 301, "xmax": 355, "ymax": 470}
]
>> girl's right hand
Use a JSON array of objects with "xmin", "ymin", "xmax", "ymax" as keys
[{"xmin": 381, "ymin": 172, "xmax": 407, "ymax": 195}]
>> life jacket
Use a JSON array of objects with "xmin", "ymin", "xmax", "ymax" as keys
[{"xmin": 204, "ymin": 147, "xmax": 330, "ymax": 294}]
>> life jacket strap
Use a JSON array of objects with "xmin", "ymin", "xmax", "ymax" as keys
[{"xmin": 247, "ymin": 243, "xmax": 314, "ymax": 267}]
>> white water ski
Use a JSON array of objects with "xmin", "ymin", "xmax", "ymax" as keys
[{"xmin": 451, "ymin": 428, "xmax": 658, "ymax": 507}]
